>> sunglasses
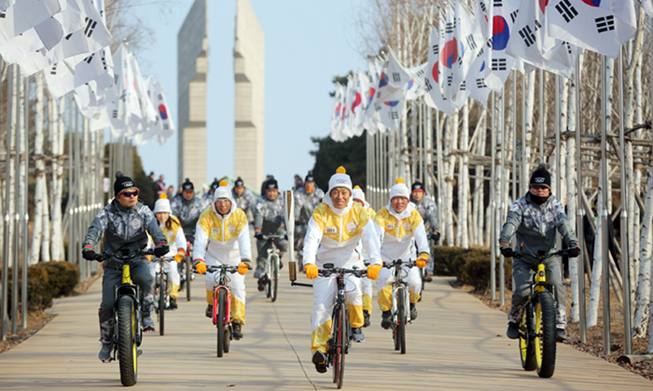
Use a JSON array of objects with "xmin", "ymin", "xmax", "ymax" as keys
[
  {"xmin": 122, "ymin": 190, "xmax": 139, "ymax": 198},
  {"xmin": 530, "ymin": 185, "xmax": 549, "ymax": 191}
]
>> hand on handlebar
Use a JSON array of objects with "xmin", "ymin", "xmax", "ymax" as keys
[
  {"xmin": 193, "ymin": 259, "xmax": 207, "ymax": 274},
  {"xmin": 567, "ymin": 244, "xmax": 581, "ymax": 258},
  {"xmin": 500, "ymin": 245, "xmax": 514, "ymax": 258},
  {"xmin": 305, "ymin": 264, "xmax": 319, "ymax": 279},
  {"xmin": 416, "ymin": 253, "xmax": 429, "ymax": 268},
  {"xmin": 82, "ymin": 248, "xmax": 96, "ymax": 261},
  {"xmin": 367, "ymin": 264, "xmax": 382, "ymax": 280}
]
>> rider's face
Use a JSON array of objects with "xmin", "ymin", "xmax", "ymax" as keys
[
  {"xmin": 118, "ymin": 188, "xmax": 139, "ymax": 208},
  {"xmin": 330, "ymin": 188, "xmax": 351, "ymax": 209},
  {"xmin": 235, "ymin": 186, "xmax": 245, "ymax": 196},
  {"xmin": 391, "ymin": 197, "xmax": 408, "ymax": 213},
  {"xmin": 266, "ymin": 189, "xmax": 279, "ymax": 200},
  {"xmin": 155, "ymin": 212, "xmax": 169, "ymax": 224},
  {"xmin": 305, "ymin": 181, "xmax": 315, "ymax": 193},
  {"xmin": 214, "ymin": 199, "xmax": 232, "ymax": 214},
  {"xmin": 411, "ymin": 190, "xmax": 424, "ymax": 201},
  {"xmin": 183, "ymin": 190, "xmax": 194, "ymax": 201},
  {"xmin": 529, "ymin": 185, "xmax": 550, "ymax": 197}
]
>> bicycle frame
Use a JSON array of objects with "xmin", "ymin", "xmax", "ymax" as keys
[
  {"xmin": 387, "ymin": 260, "xmax": 415, "ymax": 324},
  {"xmin": 206, "ymin": 265, "xmax": 237, "ymax": 326}
]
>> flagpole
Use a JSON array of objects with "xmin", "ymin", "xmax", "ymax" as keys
[
  {"xmin": 435, "ymin": 109, "xmax": 444, "ymax": 245},
  {"xmin": 600, "ymin": 54, "xmax": 611, "ymax": 355},
  {"xmin": 539, "ymin": 69, "xmax": 545, "ymax": 162},
  {"xmin": 490, "ymin": 92, "xmax": 496, "ymax": 302}
]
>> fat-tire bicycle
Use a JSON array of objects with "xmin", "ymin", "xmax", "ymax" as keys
[
  {"xmin": 514, "ymin": 249, "xmax": 570, "ymax": 378},
  {"xmin": 205, "ymin": 264, "xmax": 239, "ymax": 358},
  {"xmin": 153, "ymin": 256, "xmax": 174, "ymax": 336},
  {"xmin": 383, "ymin": 259, "xmax": 416, "ymax": 354},
  {"xmin": 262, "ymin": 234, "xmax": 284, "ymax": 302},
  {"xmin": 94, "ymin": 249, "xmax": 155, "ymax": 387}
]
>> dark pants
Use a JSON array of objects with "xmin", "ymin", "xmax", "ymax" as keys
[
  {"xmin": 254, "ymin": 238, "xmax": 288, "ymax": 278},
  {"xmin": 98, "ymin": 260, "xmax": 153, "ymax": 344}
]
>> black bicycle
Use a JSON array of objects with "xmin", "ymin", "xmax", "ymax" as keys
[
  {"xmin": 383, "ymin": 259, "xmax": 416, "ymax": 354},
  {"xmin": 179, "ymin": 240, "xmax": 194, "ymax": 302},
  {"xmin": 153, "ymin": 256, "xmax": 173, "ymax": 336},
  {"xmin": 262, "ymin": 234, "xmax": 284, "ymax": 302}
]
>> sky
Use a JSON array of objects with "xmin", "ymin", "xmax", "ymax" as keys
[{"xmin": 130, "ymin": 0, "xmax": 371, "ymax": 192}]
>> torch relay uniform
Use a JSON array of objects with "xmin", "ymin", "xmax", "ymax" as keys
[
  {"xmin": 193, "ymin": 182, "xmax": 252, "ymax": 326},
  {"xmin": 302, "ymin": 168, "xmax": 382, "ymax": 356},
  {"xmin": 150, "ymin": 195, "xmax": 186, "ymax": 301},
  {"xmin": 352, "ymin": 186, "xmax": 377, "ymax": 322},
  {"xmin": 375, "ymin": 179, "xmax": 430, "ymax": 315}
]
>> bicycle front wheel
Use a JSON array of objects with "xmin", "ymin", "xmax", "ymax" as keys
[
  {"xmin": 158, "ymin": 272, "xmax": 166, "ymax": 336},
  {"xmin": 331, "ymin": 304, "xmax": 346, "ymax": 389},
  {"xmin": 397, "ymin": 287, "xmax": 406, "ymax": 354},
  {"xmin": 534, "ymin": 292, "xmax": 557, "ymax": 378},
  {"xmin": 186, "ymin": 257, "xmax": 192, "ymax": 301},
  {"xmin": 519, "ymin": 303, "xmax": 536, "ymax": 371},
  {"xmin": 217, "ymin": 289, "xmax": 227, "ymax": 358},
  {"xmin": 117, "ymin": 296, "xmax": 138, "ymax": 386},
  {"xmin": 271, "ymin": 255, "xmax": 279, "ymax": 302}
]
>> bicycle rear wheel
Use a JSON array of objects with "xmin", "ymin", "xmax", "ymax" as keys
[
  {"xmin": 117, "ymin": 296, "xmax": 138, "ymax": 386},
  {"xmin": 186, "ymin": 257, "xmax": 192, "ymax": 301},
  {"xmin": 217, "ymin": 288, "xmax": 227, "ymax": 358},
  {"xmin": 519, "ymin": 303, "xmax": 536, "ymax": 371},
  {"xmin": 331, "ymin": 304, "xmax": 346, "ymax": 389},
  {"xmin": 534, "ymin": 292, "xmax": 557, "ymax": 378},
  {"xmin": 158, "ymin": 272, "xmax": 166, "ymax": 336},
  {"xmin": 397, "ymin": 287, "xmax": 406, "ymax": 354},
  {"xmin": 271, "ymin": 255, "xmax": 279, "ymax": 302}
]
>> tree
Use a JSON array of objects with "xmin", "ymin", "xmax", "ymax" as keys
[{"xmin": 310, "ymin": 134, "xmax": 366, "ymax": 193}]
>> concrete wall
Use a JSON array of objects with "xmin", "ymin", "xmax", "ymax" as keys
[
  {"xmin": 177, "ymin": 0, "xmax": 208, "ymax": 188},
  {"xmin": 234, "ymin": 0, "xmax": 265, "ymax": 190}
]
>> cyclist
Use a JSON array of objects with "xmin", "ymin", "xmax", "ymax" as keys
[
  {"xmin": 253, "ymin": 178, "xmax": 288, "ymax": 292},
  {"xmin": 170, "ymin": 178, "xmax": 209, "ymax": 244},
  {"xmin": 303, "ymin": 166, "xmax": 382, "ymax": 373},
  {"xmin": 352, "ymin": 185, "xmax": 376, "ymax": 327},
  {"xmin": 499, "ymin": 164, "xmax": 580, "ymax": 342},
  {"xmin": 375, "ymin": 178, "xmax": 430, "ymax": 329},
  {"xmin": 193, "ymin": 180, "xmax": 252, "ymax": 339},
  {"xmin": 82, "ymin": 171, "xmax": 169, "ymax": 362},
  {"xmin": 151, "ymin": 194, "xmax": 186, "ymax": 310},
  {"xmin": 294, "ymin": 172, "xmax": 325, "ymax": 265},
  {"xmin": 232, "ymin": 176, "xmax": 257, "ymax": 223},
  {"xmin": 410, "ymin": 181, "xmax": 440, "ymax": 282},
  {"xmin": 204, "ymin": 178, "xmax": 220, "ymax": 202}
]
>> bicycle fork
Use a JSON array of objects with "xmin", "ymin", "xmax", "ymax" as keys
[
  {"xmin": 392, "ymin": 283, "xmax": 411, "ymax": 324},
  {"xmin": 213, "ymin": 285, "xmax": 232, "ymax": 327}
]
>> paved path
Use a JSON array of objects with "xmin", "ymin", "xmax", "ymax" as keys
[{"xmin": 0, "ymin": 269, "xmax": 650, "ymax": 390}]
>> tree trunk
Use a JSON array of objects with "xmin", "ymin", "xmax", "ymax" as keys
[
  {"xmin": 567, "ymin": 69, "xmax": 579, "ymax": 323},
  {"xmin": 50, "ymin": 97, "xmax": 65, "ymax": 261},
  {"xmin": 460, "ymin": 101, "xmax": 469, "ymax": 248},
  {"xmin": 634, "ymin": 159, "xmax": 653, "ymax": 338},
  {"xmin": 30, "ymin": 73, "xmax": 45, "ymax": 264},
  {"xmin": 587, "ymin": 161, "xmax": 604, "ymax": 328}
]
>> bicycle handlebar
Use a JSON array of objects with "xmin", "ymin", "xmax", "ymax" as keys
[
  {"xmin": 262, "ymin": 234, "xmax": 286, "ymax": 240},
  {"xmin": 512, "ymin": 249, "xmax": 571, "ymax": 261},
  {"xmin": 93, "ymin": 249, "xmax": 156, "ymax": 263},
  {"xmin": 383, "ymin": 259, "xmax": 417, "ymax": 268},
  {"xmin": 318, "ymin": 263, "xmax": 367, "ymax": 278},
  {"xmin": 205, "ymin": 264, "xmax": 239, "ymax": 274}
]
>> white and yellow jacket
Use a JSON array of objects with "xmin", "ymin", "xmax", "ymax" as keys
[
  {"xmin": 355, "ymin": 203, "xmax": 377, "ymax": 263},
  {"xmin": 193, "ymin": 201, "xmax": 252, "ymax": 266},
  {"xmin": 160, "ymin": 215, "xmax": 187, "ymax": 259},
  {"xmin": 375, "ymin": 203, "xmax": 429, "ymax": 262},
  {"xmin": 303, "ymin": 197, "xmax": 382, "ymax": 269}
]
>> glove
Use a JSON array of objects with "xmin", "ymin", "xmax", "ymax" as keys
[
  {"xmin": 238, "ymin": 260, "xmax": 251, "ymax": 275},
  {"xmin": 193, "ymin": 259, "xmax": 207, "ymax": 274},
  {"xmin": 500, "ymin": 245, "xmax": 513, "ymax": 258},
  {"xmin": 82, "ymin": 248, "xmax": 96, "ymax": 261},
  {"xmin": 430, "ymin": 232, "xmax": 441, "ymax": 242},
  {"xmin": 367, "ymin": 264, "xmax": 382, "ymax": 280},
  {"xmin": 284, "ymin": 234, "xmax": 289, "ymax": 241},
  {"xmin": 154, "ymin": 244, "xmax": 169, "ymax": 257},
  {"xmin": 567, "ymin": 244, "xmax": 581, "ymax": 258},
  {"xmin": 416, "ymin": 253, "xmax": 429, "ymax": 268},
  {"xmin": 304, "ymin": 264, "xmax": 319, "ymax": 279},
  {"xmin": 174, "ymin": 254, "xmax": 184, "ymax": 263},
  {"xmin": 254, "ymin": 231, "xmax": 263, "ymax": 240}
]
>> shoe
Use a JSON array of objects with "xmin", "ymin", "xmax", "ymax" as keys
[
  {"xmin": 312, "ymin": 350, "xmax": 327, "ymax": 373},
  {"xmin": 506, "ymin": 322, "xmax": 519, "ymax": 340},
  {"xmin": 279, "ymin": 260, "xmax": 284, "ymax": 270},
  {"xmin": 410, "ymin": 303, "xmax": 418, "ymax": 320},
  {"xmin": 363, "ymin": 310, "xmax": 371, "ymax": 328},
  {"xmin": 232, "ymin": 321, "xmax": 243, "ymax": 340},
  {"xmin": 257, "ymin": 278, "xmax": 266, "ymax": 292},
  {"xmin": 424, "ymin": 274, "xmax": 433, "ymax": 282},
  {"xmin": 169, "ymin": 297, "xmax": 178, "ymax": 310},
  {"xmin": 98, "ymin": 343, "xmax": 113, "ymax": 362},
  {"xmin": 381, "ymin": 310, "xmax": 392, "ymax": 330},
  {"xmin": 556, "ymin": 328, "xmax": 567, "ymax": 342},
  {"xmin": 351, "ymin": 327, "xmax": 365, "ymax": 343},
  {"xmin": 143, "ymin": 316, "xmax": 155, "ymax": 332},
  {"xmin": 205, "ymin": 305, "xmax": 213, "ymax": 318}
]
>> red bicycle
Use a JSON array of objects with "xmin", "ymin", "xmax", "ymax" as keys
[{"xmin": 206, "ymin": 264, "xmax": 239, "ymax": 358}]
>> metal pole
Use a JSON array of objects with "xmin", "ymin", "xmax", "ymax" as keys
[
  {"xmin": 435, "ymin": 109, "xmax": 444, "ymax": 245},
  {"xmin": 21, "ymin": 76, "xmax": 29, "ymax": 330},
  {"xmin": 490, "ymin": 92, "xmax": 497, "ymax": 302},
  {"xmin": 539, "ymin": 69, "xmax": 544, "ymax": 161},
  {"xmin": 12, "ymin": 66, "xmax": 24, "ymax": 334},
  {"xmin": 600, "ymin": 55, "xmax": 611, "ymax": 355},
  {"xmin": 1, "ymin": 65, "xmax": 14, "ymax": 341},
  {"xmin": 576, "ymin": 55, "xmax": 586, "ymax": 344},
  {"xmin": 521, "ymin": 72, "xmax": 527, "ymax": 196},
  {"xmin": 499, "ymin": 89, "xmax": 505, "ymax": 307}
]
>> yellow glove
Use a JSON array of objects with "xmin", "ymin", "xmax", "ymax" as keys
[
  {"xmin": 194, "ymin": 259, "xmax": 207, "ymax": 274},
  {"xmin": 367, "ymin": 264, "xmax": 382, "ymax": 280},
  {"xmin": 238, "ymin": 261, "xmax": 250, "ymax": 275},
  {"xmin": 304, "ymin": 264, "xmax": 319, "ymax": 279},
  {"xmin": 416, "ymin": 253, "xmax": 429, "ymax": 268},
  {"xmin": 174, "ymin": 253, "xmax": 184, "ymax": 263}
]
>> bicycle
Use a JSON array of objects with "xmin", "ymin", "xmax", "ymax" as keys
[
  {"xmin": 205, "ymin": 264, "xmax": 239, "ymax": 358},
  {"xmin": 262, "ymin": 234, "xmax": 284, "ymax": 302},
  {"xmin": 179, "ymin": 240, "xmax": 194, "ymax": 302},
  {"xmin": 383, "ymin": 259, "xmax": 416, "ymax": 354},
  {"xmin": 94, "ymin": 248, "xmax": 155, "ymax": 387},
  {"xmin": 152, "ymin": 256, "xmax": 173, "ymax": 336},
  {"xmin": 514, "ymin": 249, "xmax": 570, "ymax": 378}
]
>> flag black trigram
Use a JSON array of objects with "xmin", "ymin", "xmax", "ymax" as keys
[
  {"xmin": 65, "ymin": 33, "xmax": 73, "ymax": 41},
  {"xmin": 84, "ymin": 54, "xmax": 94, "ymax": 64},
  {"xmin": 459, "ymin": 81, "xmax": 466, "ymax": 91},
  {"xmin": 163, "ymin": 124, "xmax": 169, "ymax": 130},
  {"xmin": 493, "ymin": 0, "xmax": 503, "ymax": 7},
  {"xmin": 596, "ymin": 16, "xmax": 615, "ymax": 33},
  {"xmin": 518, "ymin": 26, "xmax": 536, "ymax": 47},
  {"xmin": 476, "ymin": 78, "xmax": 487, "ymax": 89},
  {"xmin": 509, "ymin": 10, "xmax": 519, "ymax": 24},
  {"xmin": 375, "ymin": 105, "xmax": 382, "ymax": 112},
  {"xmin": 446, "ymin": 22, "xmax": 454, "ymax": 34},
  {"xmin": 492, "ymin": 58, "xmax": 507, "ymax": 71},
  {"xmin": 392, "ymin": 72, "xmax": 401, "ymax": 82},
  {"xmin": 480, "ymin": 1, "xmax": 488, "ymax": 13},
  {"xmin": 101, "ymin": 54, "xmax": 107, "ymax": 70},
  {"xmin": 112, "ymin": 109, "xmax": 118, "ymax": 119},
  {"xmin": 564, "ymin": 41, "xmax": 572, "ymax": 55},
  {"xmin": 447, "ymin": 75, "xmax": 453, "ymax": 87},
  {"xmin": 0, "ymin": 13, "xmax": 5, "ymax": 18},
  {"xmin": 50, "ymin": 64, "xmax": 57, "ymax": 75},
  {"xmin": 432, "ymin": 44, "xmax": 439, "ymax": 56},
  {"xmin": 158, "ymin": 93, "xmax": 163, "ymax": 100},
  {"xmin": 555, "ymin": 0, "xmax": 578, "ymax": 23},
  {"xmin": 391, "ymin": 111, "xmax": 399, "ymax": 120},
  {"xmin": 424, "ymin": 78, "xmax": 433, "ymax": 92},
  {"xmin": 84, "ymin": 17, "xmax": 97, "ymax": 37},
  {"xmin": 466, "ymin": 35, "xmax": 477, "ymax": 51}
]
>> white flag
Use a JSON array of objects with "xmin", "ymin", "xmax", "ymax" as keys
[
  {"xmin": 484, "ymin": 0, "xmax": 522, "ymax": 91},
  {"xmin": 0, "ymin": 0, "xmax": 62, "ymax": 43},
  {"xmin": 385, "ymin": 50, "xmax": 412, "ymax": 91},
  {"xmin": 0, "ymin": 28, "xmax": 42, "ymax": 63},
  {"xmin": 424, "ymin": 26, "xmax": 456, "ymax": 116},
  {"xmin": 406, "ymin": 63, "xmax": 427, "ymax": 100},
  {"xmin": 130, "ymin": 53, "xmax": 158, "ymax": 130},
  {"xmin": 330, "ymin": 83, "xmax": 345, "ymax": 139},
  {"xmin": 643, "ymin": 0, "xmax": 653, "ymax": 18},
  {"xmin": 378, "ymin": 85, "xmax": 407, "ymax": 131},
  {"xmin": 44, "ymin": 61, "xmax": 75, "ymax": 99},
  {"xmin": 152, "ymin": 81, "xmax": 175, "ymax": 145}
]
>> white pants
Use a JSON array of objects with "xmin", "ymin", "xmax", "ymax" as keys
[
  {"xmin": 149, "ymin": 259, "xmax": 180, "ymax": 286},
  {"xmin": 361, "ymin": 276, "xmax": 373, "ymax": 313},
  {"xmin": 376, "ymin": 265, "xmax": 421, "ymax": 311},
  {"xmin": 204, "ymin": 254, "xmax": 247, "ymax": 324}
]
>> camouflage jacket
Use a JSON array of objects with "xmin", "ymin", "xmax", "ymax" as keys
[
  {"xmin": 499, "ymin": 192, "xmax": 578, "ymax": 260},
  {"xmin": 232, "ymin": 188, "xmax": 257, "ymax": 216},
  {"xmin": 171, "ymin": 196, "xmax": 210, "ymax": 240},
  {"xmin": 410, "ymin": 196, "xmax": 440, "ymax": 235},
  {"xmin": 82, "ymin": 200, "xmax": 166, "ymax": 266},
  {"xmin": 294, "ymin": 187, "xmax": 325, "ymax": 223},
  {"xmin": 254, "ymin": 195, "xmax": 286, "ymax": 235}
]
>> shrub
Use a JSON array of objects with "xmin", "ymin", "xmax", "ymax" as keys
[
  {"xmin": 40, "ymin": 261, "xmax": 80, "ymax": 297},
  {"xmin": 432, "ymin": 246, "xmax": 512, "ymax": 292}
]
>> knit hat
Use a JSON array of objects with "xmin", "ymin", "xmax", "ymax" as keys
[
  {"xmin": 182, "ymin": 178, "xmax": 194, "ymax": 192},
  {"xmin": 213, "ymin": 180, "xmax": 233, "ymax": 201},
  {"xmin": 265, "ymin": 179, "xmax": 279, "ymax": 190},
  {"xmin": 529, "ymin": 163, "xmax": 551, "ymax": 189},
  {"xmin": 113, "ymin": 171, "xmax": 137, "ymax": 197},
  {"xmin": 352, "ymin": 185, "xmax": 366, "ymax": 203},
  {"xmin": 305, "ymin": 171, "xmax": 315, "ymax": 183},
  {"xmin": 389, "ymin": 178, "xmax": 410, "ymax": 201},
  {"xmin": 327, "ymin": 166, "xmax": 352, "ymax": 194},
  {"xmin": 234, "ymin": 177, "xmax": 244, "ymax": 188},
  {"xmin": 210, "ymin": 178, "xmax": 220, "ymax": 191},
  {"xmin": 153, "ymin": 193, "xmax": 172, "ymax": 214},
  {"xmin": 411, "ymin": 181, "xmax": 425, "ymax": 193}
]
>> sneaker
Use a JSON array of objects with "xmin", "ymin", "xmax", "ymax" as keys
[
  {"xmin": 351, "ymin": 327, "xmax": 365, "ymax": 343},
  {"xmin": 99, "ymin": 343, "xmax": 113, "ymax": 362},
  {"xmin": 506, "ymin": 322, "xmax": 519, "ymax": 339},
  {"xmin": 556, "ymin": 328, "xmax": 567, "ymax": 342},
  {"xmin": 363, "ymin": 310, "xmax": 371, "ymax": 328},
  {"xmin": 232, "ymin": 321, "xmax": 243, "ymax": 340},
  {"xmin": 410, "ymin": 303, "xmax": 418, "ymax": 320},
  {"xmin": 143, "ymin": 316, "xmax": 155, "ymax": 332},
  {"xmin": 279, "ymin": 260, "xmax": 284, "ymax": 270},
  {"xmin": 312, "ymin": 350, "xmax": 327, "ymax": 373},
  {"xmin": 257, "ymin": 278, "xmax": 266, "ymax": 292},
  {"xmin": 381, "ymin": 310, "xmax": 392, "ymax": 330},
  {"xmin": 169, "ymin": 297, "xmax": 178, "ymax": 310},
  {"xmin": 205, "ymin": 305, "xmax": 213, "ymax": 318},
  {"xmin": 424, "ymin": 274, "xmax": 433, "ymax": 282}
]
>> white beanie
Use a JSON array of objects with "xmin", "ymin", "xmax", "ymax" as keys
[
  {"xmin": 327, "ymin": 166, "xmax": 352, "ymax": 194},
  {"xmin": 153, "ymin": 194, "xmax": 172, "ymax": 214},
  {"xmin": 213, "ymin": 180, "xmax": 234, "ymax": 202},
  {"xmin": 389, "ymin": 178, "xmax": 410, "ymax": 201},
  {"xmin": 352, "ymin": 185, "xmax": 366, "ymax": 203}
]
